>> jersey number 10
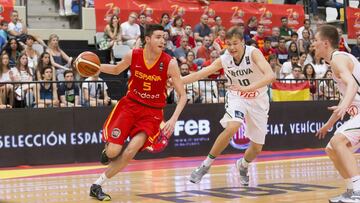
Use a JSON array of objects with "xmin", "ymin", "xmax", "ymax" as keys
[{"xmin": 238, "ymin": 79, "xmax": 250, "ymax": 86}]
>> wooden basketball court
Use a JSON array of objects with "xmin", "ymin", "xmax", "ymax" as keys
[{"xmin": 0, "ymin": 149, "xmax": 356, "ymax": 203}]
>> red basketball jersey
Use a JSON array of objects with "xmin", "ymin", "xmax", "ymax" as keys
[{"xmin": 126, "ymin": 48, "xmax": 172, "ymax": 108}]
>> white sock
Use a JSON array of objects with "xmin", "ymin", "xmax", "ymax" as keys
[
  {"xmin": 202, "ymin": 155, "xmax": 215, "ymax": 167},
  {"xmin": 94, "ymin": 173, "xmax": 108, "ymax": 186},
  {"xmin": 351, "ymin": 176, "xmax": 360, "ymax": 191},
  {"xmin": 241, "ymin": 158, "xmax": 250, "ymax": 168},
  {"xmin": 346, "ymin": 178, "xmax": 353, "ymax": 190}
]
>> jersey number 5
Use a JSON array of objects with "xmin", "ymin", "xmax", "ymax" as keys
[
  {"xmin": 238, "ymin": 79, "xmax": 250, "ymax": 86},
  {"xmin": 143, "ymin": 82, "xmax": 151, "ymax": 91}
]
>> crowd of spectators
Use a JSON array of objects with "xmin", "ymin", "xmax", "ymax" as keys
[
  {"xmin": 2, "ymin": 0, "xmax": 358, "ymax": 108},
  {"xmin": 0, "ymin": 10, "xmax": 114, "ymax": 109}
]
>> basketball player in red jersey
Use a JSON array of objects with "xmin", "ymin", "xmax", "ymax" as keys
[{"xmin": 89, "ymin": 24, "xmax": 187, "ymax": 201}]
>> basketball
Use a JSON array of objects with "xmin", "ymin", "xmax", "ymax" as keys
[{"xmin": 75, "ymin": 51, "xmax": 101, "ymax": 77}]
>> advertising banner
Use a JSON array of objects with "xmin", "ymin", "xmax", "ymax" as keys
[
  {"xmin": 0, "ymin": 101, "xmax": 340, "ymax": 167},
  {"xmin": 347, "ymin": 7, "xmax": 360, "ymax": 39},
  {"xmin": 94, "ymin": 0, "xmax": 304, "ymax": 35},
  {"xmin": 0, "ymin": 0, "xmax": 13, "ymax": 23}
]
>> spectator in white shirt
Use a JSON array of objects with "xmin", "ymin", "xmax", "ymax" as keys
[
  {"xmin": 121, "ymin": 12, "xmax": 141, "ymax": 49},
  {"xmin": 8, "ymin": 10, "xmax": 27, "ymax": 41}
]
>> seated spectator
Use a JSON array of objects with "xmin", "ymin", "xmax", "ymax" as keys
[
  {"xmin": 259, "ymin": 37, "xmax": 276, "ymax": 60},
  {"xmin": 159, "ymin": 13, "xmax": 172, "ymax": 31},
  {"xmin": 170, "ymin": 16, "xmax": 185, "ymax": 42},
  {"xmin": 211, "ymin": 16, "xmax": 224, "ymax": 37},
  {"xmin": 337, "ymin": 27, "xmax": 351, "ymax": 53},
  {"xmin": 21, "ymin": 35, "xmax": 40, "ymax": 73},
  {"xmin": 202, "ymin": 50, "xmax": 223, "ymax": 79},
  {"xmin": 303, "ymin": 63, "xmax": 317, "ymax": 99},
  {"xmin": 284, "ymin": 64, "xmax": 304, "ymax": 82},
  {"xmin": 175, "ymin": 25, "xmax": 195, "ymax": 48},
  {"xmin": 351, "ymin": 35, "xmax": 360, "ymax": 60},
  {"xmin": 58, "ymin": 70, "xmax": 81, "ymax": 107},
  {"xmin": 102, "ymin": 15, "xmax": 122, "ymax": 63},
  {"xmin": 268, "ymin": 54, "xmax": 281, "ymax": 78},
  {"xmin": 297, "ymin": 19, "xmax": 314, "ymax": 40},
  {"xmin": 0, "ymin": 21, "xmax": 9, "ymax": 44},
  {"xmin": 186, "ymin": 51, "xmax": 198, "ymax": 72},
  {"xmin": 82, "ymin": 73, "xmax": 112, "ymax": 107},
  {"xmin": 275, "ymin": 38, "xmax": 288, "ymax": 64},
  {"xmin": 0, "ymin": 52, "xmax": 14, "ymax": 107},
  {"xmin": 174, "ymin": 36, "xmax": 190, "ymax": 64},
  {"xmin": 288, "ymin": 42, "xmax": 299, "ymax": 57},
  {"xmin": 8, "ymin": 10, "xmax": 27, "ymax": 42},
  {"xmin": 178, "ymin": 63, "xmax": 201, "ymax": 104},
  {"xmin": 280, "ymin": 17, "xmax": 293, "ymax": 41},
  {"xmin": 36, "ymin": 52, "xmax": 56, "ymax": 81},
  {"xmin": 244, "ymin": 16, "xmax": 257, "ymax": 39},
  {"xmin": 298, "ymin": 29, "xmax": 312, "ymax": 53},
  {"xmin": 269, "ymin": 27, "xmax": 280, "ymax": 48},
  {"xmin": 252, "ymin": 24, "xmax": 265, "ymax": 49},
  {"xmin": 121, "ymin": 12, "xmax": 141, "ymax": 49},
  {"xmin": 311, "ymin": 55, "xmax": 328, "ymax": 79},
  {"xmin": 298, "ymin": 52, "xmax": 308, "ymax": 68},
  {"xmin": 46, "ymin": 34, "xmax": 72, "ymax": 81},
  {"xmin": 4, "ymin": 38, "xmax": 22, "ymax": 67},
  {"xmin": 164, "ymin": 30, "xmax": 175, "ymax": 57},
  {"xmin": 304, "ymin": 43, "xmax": 315, "ymax": 65},
  {"xmin": 280, "ymin": 54, "xmax": 299, "ymax": 78},
  {"xmin": 193, "ymin": 14, "xmax": 212, "ymax": 42},
  {"xmin": 286, "ymin": 32, "xmax": 298, "ymax": 49},
  {"xmin": 11, "ymin": 53, "xmax": 34, "ymax": 108},
  {"xmin": 34, "ymin": 66, "xmax": 59, "ymax": 108},
  {"xmin": 212, "ymin": 27, "xmax": 226, "ymax": 54},
  {"xmin": 196, "ymin": 35, "xmax": 212, "ymax": 66},
  {"xmin": 318, "ymin": 69, "xmax": 339, "ymax": 100}
]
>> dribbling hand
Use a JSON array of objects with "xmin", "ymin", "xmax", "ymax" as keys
[{"xmin": 163, "ymin": 118, "xmax": 176, "ymax": 138}]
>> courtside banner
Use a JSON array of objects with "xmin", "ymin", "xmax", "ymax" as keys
[
  {"xmin": 0, "ymin": 101, "xmax": 340, "ymax": 167},
  {"xmin": 346, "ymin": 7, "xmax": 360, "ymax": 39},
  {"xmin": 94, "ymin": 0, "xmax": 304, "ymax": 34},
  {"xmin": 0, "ymin": 0, "xmax": 13, "ymax": 23}
]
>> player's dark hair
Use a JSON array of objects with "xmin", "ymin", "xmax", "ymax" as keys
[
  {"xmin": 144, "ymin": 24, "xmax": 164, "ymax": 38},
  {"xmin": 225, "ymin": 26, "xmax": 244, "ymax": 40},
  {"xmin": 317, "ymin": 24, "xmax": 339, "ymax": 49}
]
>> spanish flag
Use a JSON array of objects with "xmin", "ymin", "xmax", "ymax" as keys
[{"xmin": 272, "ymin": 81, "xmax": 310, "ymax": 101}]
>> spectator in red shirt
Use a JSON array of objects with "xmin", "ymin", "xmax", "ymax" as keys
[
  {"xmin": 213, "ymin": 27, "xmax": 226, "ymax": 54},
  {"xmin": 175, "ymin": 25, "xmax": 195, "ymax": 48},
  {"xmin": 252, "ymin": 24, "xmax": 265, "ymax": 49},
  {"xmin": 186, "ymin": 51, "xmax": 198, "ymax": 72},
  {"xmin": 260, "ymin": 37, "xmax": 276, "ymax": 60},
  {"xmin": 202, "ymin": 50, "xmax": 223, "ymax": 79},
  {"xmin": 196, "ymin": 35, "xmax": 212, "ymax": 66}
]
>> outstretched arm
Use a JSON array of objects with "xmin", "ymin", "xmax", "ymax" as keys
[
  {"xmin": 163, "ymin": 59, "xmax": 187, "ymax": 136},
  {"xmin": 229, "ymin": 49, "xmax": 275, "ymax": 92},
  {"xmin": 99, "ymin": 51, "xmax": 132, "ymax": 75},
  {"xmin": 182, "ymin": 58, "xmax": 222, "ymax": 84}
]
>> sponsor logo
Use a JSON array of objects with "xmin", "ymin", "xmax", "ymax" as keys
[
  {"xmin": 133, "ymin": 89, "xmax": 160, "ymax": 99},
  {"xmin": 234, "ymin": 110, "xmax": 244, "ymax": 119},
  {"xmin": 111, "ymin": 128, "xmax": 121, "ymax": 138}
]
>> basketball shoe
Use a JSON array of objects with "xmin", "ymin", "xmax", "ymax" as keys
[
  {"xmin": 89, "ymin": 184, "xmax": 111, "ymax": 201},
  {"xmin": 189, "ymin": 165, "xmax": 210, "ymax": 183},
  {"xmin": 328, "ymin": 189, "xmax": 353, "ymax": 203},
  {"xmin": 341, "ymin": 190, "xmax": 360, "ymax": 203},
  {"xmin": 236, "ymin": 158, "xmax": 249, "ymax": 186}
]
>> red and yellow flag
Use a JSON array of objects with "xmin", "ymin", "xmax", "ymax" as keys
[{"xmin": 272, "ymin": 81, "xmax": 310, "ymax": 101}]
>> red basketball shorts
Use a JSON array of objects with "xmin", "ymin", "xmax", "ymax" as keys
[{"xmin": 102, "ymin": 97, "xmax": 163, "ymax": 149}]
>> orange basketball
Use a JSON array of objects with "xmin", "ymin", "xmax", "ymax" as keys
[{"xmin": 75, "ymin": 51, "xmax": 101, "ymax": 77}]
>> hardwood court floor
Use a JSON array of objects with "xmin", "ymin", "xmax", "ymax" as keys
[{"xmin": 0, "ymin": 149, "xmax": 357, "ymax": 203}]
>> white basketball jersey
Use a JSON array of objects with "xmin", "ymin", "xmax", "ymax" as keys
[
  {"xmin": 220, "ymin": 45, "xmax": 268, "ymax": 97},
  {"xmin": 332, "ymin": 51, "xmax": 360, "ymax": 115}
]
